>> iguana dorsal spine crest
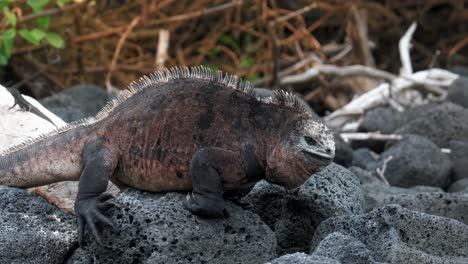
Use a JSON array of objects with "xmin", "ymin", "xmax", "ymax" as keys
[{"xmin": 0, "ymin": 66, "xmax": 310, "ymax": 156}]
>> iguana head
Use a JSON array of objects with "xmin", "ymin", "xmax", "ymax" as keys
[{"xmin": 265, "ymin": 118, "xmax": 335, "ymax": 189}]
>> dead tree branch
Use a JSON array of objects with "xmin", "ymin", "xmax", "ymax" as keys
[
  {"xmin": 281, "ymin": 64, "xmax": 447, "ymax": 95},
  {"xmin": 155, "ymin": 29, "xmax": 170, "ymax": 70},
  {"xmin": 340, "ymin": 132, "xmax": 402, "ymax": 143},
  {"xmin": 399, "ymin": 22, "xmax": 417, "ymax": 75},
  {"xmin": 376, "ymin": 156, "xmax": 392, "ymax": 187},
  {"xmin": 106, "ymin": 17, "xmax": 140, "ymax": 94}
]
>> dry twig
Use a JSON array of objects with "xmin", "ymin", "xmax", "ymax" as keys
[
  {"xmin": 106, "ymin": 17, "xmax": 140, "ymax": 94},
  {"xmin": 376, "ymin": 156, "xmax": 392, "ymax": 187},
  {"xmin": 147, "ymin": 0, "xmax": 241, "ymax": 26}
]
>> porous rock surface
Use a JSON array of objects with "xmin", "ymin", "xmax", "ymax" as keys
[
  {"xmin": 448, "ymin": 140, "xmax": 468, "ymax": 182},
  {"xmin": 394, "ymin": 103, "xmax": 468, "ymax": 148},
  {"xmin": 332, "ymin": 133, "xmax": 353, "ymax": 167},
  {"xmin": 448, "ymin": 178, "xmax": 468, "ymax": 193},
  {"xmin": 351, "ymin": 148, "xmax": 376, "ymax": 170},
  {"xmin": 348, "ymin": 166, "xmax": 378, "ymax": 185},
  {"xmin": 354, "ymin": 106, "xmax": 403, "ymax": 152},
  {"xmin": 0, "ymin": 187, "xmax": 77, "ymax": 264},
  {"xmin": 310, "ymin": 205, "xmax": 468, "ymax": 263},
  {"xmin": 402, "ymin": 102, "xmax": 464, "ymax": 122},
  {"xmin": 71, "ymin": 190, "xmax": 276, "ymax": 264},
  {"xmin": 243, "ymin": 163, "xmax": 364, "ymax": 254},
  {"xmin": 356, "ymin": 102, "xmax": 468, "ymax": 152},
  {"xmin": 312, "ymin": 232, "xmax": 382, "ymax": 264},
  {"xmin": 447, "ymin": 76, "xmax": 468, "ymax": 108},
  {"xmin": 40, "ymin": 84, "xmax": 109, "ymax": 122},
  {"xmin": 267, "ymin": 252, "xmax": 340, "ymax": 264},
  {"xmin": 358, "ymin": 106, "xmax": 401, "ymax": 134},
  {"xmin": 363, "ymin": 181, "xmax": 468, "ymax": 224},
  {"xmin": 372, "ymin": 135, "xmax": 451, "ymax": 188}
]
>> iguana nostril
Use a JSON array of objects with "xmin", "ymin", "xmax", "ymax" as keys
[{"xmin": 326, "ymin": 148, "xmax": 331, "ymax": 153}]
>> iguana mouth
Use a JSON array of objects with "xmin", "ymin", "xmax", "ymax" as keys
[{"xmin": 302, "ymin": 150, "xmax": 333, "ymax": 164}]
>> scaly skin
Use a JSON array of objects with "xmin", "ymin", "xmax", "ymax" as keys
[{"xmin": 0, "ymin": 66, "xmax": 335, "ymax": 245}]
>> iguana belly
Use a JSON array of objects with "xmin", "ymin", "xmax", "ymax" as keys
[{"xmin": 112, "ymin": 159, "xmax": 193, "ymax": 192}]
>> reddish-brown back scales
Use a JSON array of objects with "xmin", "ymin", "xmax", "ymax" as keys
[{"xmin": 93, "ymin": 78, "xmax": 298, "ymax": 192}]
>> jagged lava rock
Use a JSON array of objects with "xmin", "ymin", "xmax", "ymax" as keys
[
  {"xmin": 312, "ymin": 232, "xmax": 382, "ymax": 264},
  {"xmin": 450, "ymin": 65, "xmax": 468, "ymax": 77},
  {"xmin": 333, "ymin": 133, "xmax": 353, "ymax": 167},
  {"xmin": 363, "ymin": 181, "xmax": 468, "ymax": 224},
  {"xmin": 355, "ymin": 107, "xmax": 403, "ymax": 152},
  {"xmin": 351, "ymin": 148, "xmax": 377, "ymax": 170},
  {"xmin": 40, "ymin": 84, "xmax": 109, "ymax": 122},
  {"xmin": 241, "ymin": 180, "xmax": 286, "ymax": 228},
  {"xmin": 448, "ymin": 178, "xmax": 468, "ymax": 193},
  {"xmin": 243, "ymin": 163, "xmax": 364, "ymax": 254},
  {"xmin": 448, "ymin": 140, "xmax": 468, "ymax": 182},
  {"xmin": 65, "ymin": 248, "xmax": 93, "ymax": 264},
  {"xmin": 0, "ymin": 187, "xmax": 76, "ymax": 264},
  {"xmin": 311, "ymin": 205, "xmax": 468, "ymax": 263},
  {"xmin": 363, "ymin": 181, "xmax": 442, "ymax": 210},
  {"xmin": 348, "ymin": 166, "xmax": 379, "ymax": 185},
  {"xmin": 446, "ymin": 76, "xmax": 468, "ymax": 108},
  {"xmin": 74, "ymin": 190, "xmax": 276, "ymax": 264},
  {"xmin": 358, "ymin": 107, "xmax": 401, "ymax": 134},
  {"xmin": 267, "ymin": 253, "xmax": 340, "ymax": 264},
  {"xmin": 394, "ymin": 102, "xmax": 468, "ymax": 148},
  {"xmin": 357, "ymin": 102, "xmax": 468, "ymax": 152},
  {"xmin": 374, "ymin": 135, "xmax": 451, "ymax": 188}
]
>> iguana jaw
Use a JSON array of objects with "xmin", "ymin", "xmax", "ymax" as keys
[{"xmin": 302, "ymin": 149, "xmax": 334, "ymax": 164}]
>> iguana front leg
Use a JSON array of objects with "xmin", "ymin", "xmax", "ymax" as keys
[
  {"xmin": 75, "ymin": 138, "xmax": 118, "ymax": 246},
  {"xmin": 184, "ymin": 147, "xmax": 246, "ymax": 218}
]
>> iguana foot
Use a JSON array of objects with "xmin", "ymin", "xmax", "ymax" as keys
[
  {"xmin": 184, "ymin": 192, "xmax": 227, "ymax": 218},
  {"xmin": 75, "ymin": 192, "xmax": 118, "ymax": 246}
]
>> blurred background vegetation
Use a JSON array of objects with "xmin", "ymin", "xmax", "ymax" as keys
[{"xmin": 1, "ymin": 0, "xmax": 467, "ymax": 114}]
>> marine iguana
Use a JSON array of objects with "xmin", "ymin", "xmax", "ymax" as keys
[{"xmin": 0, "ymin": 66, "xmax": 335, "ymax": 245}]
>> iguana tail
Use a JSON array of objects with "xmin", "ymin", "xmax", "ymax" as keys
[{"xmin": 0, "ymin": 124, "xmax": 90, "ymax": 188}]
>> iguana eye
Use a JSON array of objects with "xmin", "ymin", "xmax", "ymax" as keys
[{"xmin": 304, "ymin": 136, "xmax": 318, "ymax": 146}]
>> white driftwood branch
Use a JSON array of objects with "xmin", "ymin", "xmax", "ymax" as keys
[
  {"xmin": 281, "ymin": 64, "xmax": 395, "ymax": 85},
  {"xmin": 340, "ymin": 132, "xmax": 402, "ymax": 143},
  {"xmin": 324, "ymin": 68, "xmax": 459, "ymax": 128},
  {"xmin": 155, "ymin": 29, "xmax": 170, "ymax": 69},
  {"xmin": 376, "ymin": 156, "xmax": 392, "ymax": 187},
  {"xmin": 399, "ymin": 22, "xmax": 417, "ymax": 75},
  {"xmin": 440, "ymin": 148, "xmax": 452, "ymax": 154},
  {"xmin": 281, "ymin": 64, "xmax": 448, "ymax": 95}
]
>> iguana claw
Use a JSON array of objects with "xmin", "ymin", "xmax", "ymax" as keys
[
  {"xmin": 184, "ymin": 192, "xmax": 228, "ymax": 218},
  {"xmin": 75, "ymin": 192, "xmax": 117, "ymax": 246}
]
